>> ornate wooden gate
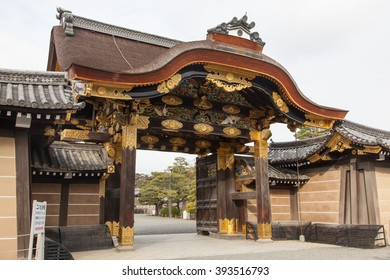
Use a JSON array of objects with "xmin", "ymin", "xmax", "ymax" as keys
[{"xmin": 196, "ymin": 155, "xmax": 218, "ymax": 234}]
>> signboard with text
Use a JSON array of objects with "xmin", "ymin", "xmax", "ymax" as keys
[{"xmin": 33, "ymin": 201, "xmax": 47, "ymax": 234}]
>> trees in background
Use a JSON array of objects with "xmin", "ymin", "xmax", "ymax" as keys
[{"xmin": 137, "ymin": 157, "xmax": 196, "ymax": 217}]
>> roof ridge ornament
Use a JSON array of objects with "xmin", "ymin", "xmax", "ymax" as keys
[
  {"xmin": 207, "ymin": 15, "xmax": 265, "ymax": 46},
  {"xmin": 56, "ymin": 7, "xmax": 74, "ymax": 36}
]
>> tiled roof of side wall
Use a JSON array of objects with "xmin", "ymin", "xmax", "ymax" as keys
[
  {"xmin": 32, "ymin": 141, "xmax": 113, "ymax": 172},
  {"xmin": 0, "ymin": 68, "xmax": 84, "ymax": 110}
]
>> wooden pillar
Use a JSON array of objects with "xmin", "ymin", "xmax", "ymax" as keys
[
  {"xmin": 217, "ymin": 144, "xmax": 239, "ymax": 234},
  {"xmin": 250, "ymin": 129, "xmax": 272, "ymax": 240},
  {"xmin": 15, "ymin": 128, "xmax": 31, "ymax": 259},
  {"xmin": 119, "ymin": 113, "xmax": 137, "ymax": 246},
  {"xmin": 104, "ymin": 164, "xmax": 120, "ymax": 237},
  {"xmin": 59, "ymin": 183, "xmax": 70, "ymax": 226}
]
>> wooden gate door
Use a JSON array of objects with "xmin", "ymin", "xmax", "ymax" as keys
[{"xmin": 196, "ymin": 155, "xmax": 218, "ymax": 234}]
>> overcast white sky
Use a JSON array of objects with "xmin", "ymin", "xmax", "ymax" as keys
[{"xmin": 1, "ymin": 0, "xmax": 389, "ymax": 174}]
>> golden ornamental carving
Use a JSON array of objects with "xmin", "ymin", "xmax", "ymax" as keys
[
  {"xmin": 326, "ymin": 133, "xmax": 351, "ymax": 153},
  {"xmin": 157, "ymin": 74, "xmax": 182, "ymax": 94},
  {"xmin": 60, "ymin": 129, "xmax": 89, "ymax": 141},
  {"xmin": 205, "ymin": 64, "xmax": 255, "ymax": 92},
  {"xmin": 308, "ymin": 153, "xmax": 322, "ymax": 163},
  {"xmin": 242, "ymin": 224, "xmax": 247, "ymax": 235},
  {"xmin": 70, "ymin": 119, "xmax": 79, "ymax": 125},
  {"xmin": 272, "ymin": 92, "xmax": 289, "ymax": 113},
  {"xmin": 217, "ymin": 147, "xmax": 235, "ymax": 170},
  {"xmin": 137, "ymin": 116, "xmax": 150, "ymax": 130},
  {"xmin": 112, "ymin": 221, "xmax": 120, "ymax": 237},
  {"xmin": 87, "ymin": 83, "xmax": 133, "ymax": 100},
  {"xmin": 122, "ymin": 115, "xmax": 138, "ymax": 150},
  {"xmin": 120, "ymin": 226, "xmax": 134, "ymax": 246},
  {"xmin": 161, "ymin": 119, "xmax": 183, "ymax": 130},
  {"xmin": 141, "ymin": 135, "xmax": 159, "ymax": 149},
  {"xmin": 257, "ymin": 223, "xmax": 272, "ymax": 239},
  {"xmin": 194, "ymin": 123, "xmax": 214, "ymax": 134},
  {"xmin": 104, "ymin": 142, "xmax": 116, "ymax": 160},
  {"xmin": 196, "ymin": 140, "xmax": 211, "ymax": 149},
  {"xmin": 105, "ymin": 221, "xmax": 113, "ymax": 236},
  {"xmin": 304, "ymin": 113, "xmax": 335, "ymax": 130},
  {"xmin": 162, "ymin": 95, "xmax": 183, "ymax": 106},
  {"xmin": 249, "ymin": 130, "xmax": 261, "ymax": 141},
  {"xmin": 44, "ymin": 127, "xmax": 55, "ymax": 136},
  {"xmin": 363, "ymin": 145, "xmax": 382, "ymax": 154},
  {"xmin": 223, "ymin": 126, "xmax": 241, "ymax": 137},
  {"xmin": 107, "ymin": 165, "xmax": 115, "ymax": 174},
  {"xmin": 261, "ymin": 129, "xmax": 272, "ymax": 141},
  {"xmin": 54, "ymin": 119, "xmax": 66, "ymax": 125},
  {"xmin": 222, "ymin": 105, "xmax": 240, "ymax": 115},
  {"xmin": 227, "ymin": 218, "xmax": 239, "ymax": 234},
  {"xmin": 170, "ymin": 137, "xmax": 186, "ymax": 146},
  {"xmin": 219, "ymin": 218, "xmax": 228, "ymax": 233},
  {"xmin": 194, "ymin": 95, "xmax": 213, "ymax": 110}
]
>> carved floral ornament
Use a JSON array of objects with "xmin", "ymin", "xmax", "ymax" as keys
[
  {"xmin": 162, "ymin": 95, "xmax": 183, "ymax": 106},
  {"xmin": 204, "ymin": 64, "xmax": 255, "ymax": 92},
  {"xmin": 157, "ymin": 74, "xmax": 182, "ymax": 94},
  {"xmin": 86, "ymin": 82, "xmax": 133, "ymax": 100},
  {"xmin": 304, "ymin": 113, "xmax": 335, "ymax": 130}
]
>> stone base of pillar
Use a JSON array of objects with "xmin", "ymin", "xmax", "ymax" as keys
[
  {"xmin": 256, "ymin": 238, "xmax": 274, "ymax": 243},
  {"xmin": 116, "ymin": 245, "xmax": 135, "ymax": 251}
]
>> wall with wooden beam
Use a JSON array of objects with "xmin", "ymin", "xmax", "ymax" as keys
[
  {"xmin": 375, "ymin": 162, "xmax": 390, "ymax": 244},
  {"xmin": 298, "ymin": 166, "xmax": 341, "ymax": 223},
  {"xmin": 31, "ymin": 182, "xmax": 99, "ymax": 227},
  {"xmin": 0, "ymin": 136, "xmax": 17, "ymax": 260}
]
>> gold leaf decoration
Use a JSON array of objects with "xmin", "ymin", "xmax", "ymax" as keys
[
  {"xmin": 157, "ymin": 74, "xmax": 182, "ymax": 94},
  {"xmin": 223, "ymin": 126, "xmax": 241, "ymax": 137},
  {"xmin": 194, "ymin": 95, "xmax": 213, "ymax": 110},
  {"xmin": 162, "ymin": 95, "xmax": 183, "ymax": 106},
  {"xmin": 87, "ymin": 83, "xmax": 133, "ymax": 100},
  {"xmin": 141, "ymin": 135, "xmax": 159, "ymax": 149},
  {"xmin": 222, "ymin": 105, "xmax": 240, "ymax": 115},
  {"xmin": 272, "ymin": 92, "xmax": 289, "ymax": 113},
  {"xmin": 196, "ymin": 140, "xmax": 211, "ymax": 148},
  {"xmin": 161, "ymin": 119, "xmax": 183, "ymax": 130},
  {"xmin": 169, "ymin": 137, "xmax": 186, "ymax": 146},
  {"xmin": 194, "ymin": 123, "xmax": 214, "ymax": 134}
]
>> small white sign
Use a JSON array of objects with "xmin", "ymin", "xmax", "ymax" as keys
[{"xmin": 33, "ymin": 201, "xmax": 47, "ymax": 234}]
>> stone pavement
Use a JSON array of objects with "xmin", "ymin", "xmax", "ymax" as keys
[{"xmin": 72, "ymin": 215, "xmax": 390, "ymax": 260}]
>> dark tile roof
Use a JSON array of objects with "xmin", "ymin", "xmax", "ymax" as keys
[
  {"xmin": 269, "ymin": 135, "xmax": 330, "ymax": 164},
  {"xmin": 57, "ymin": 8, "xmax": 181, "ymax": 47},
  {"xmin": 51, "ymin": 8, "xmax": 180, "ymax": 72},
  {"xmin": 268, "ymin": 120, "xmax": 390, "ymax": 164},
  {"xmin": 0, "ymin": 69, "xmax": 84, "ymax": 110},
  {"xmin": 31, "ymin": 141, "xmax": 112, "ymax": 172},
  {"xmin": 335, "ymin": 120, "xmax": 390, "ymax": 149},
  {"xmin": 235, "ymin": 156, "xmax": 309, "ymax": 184}
]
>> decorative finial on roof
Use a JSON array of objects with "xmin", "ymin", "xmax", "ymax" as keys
[
  {"xmin": 56, "ymin": 7, "xmax": 74, "ymax": 36},
  {"xmin": 207, "ymin": 15, "xmax": 265, "ymax": 46}
]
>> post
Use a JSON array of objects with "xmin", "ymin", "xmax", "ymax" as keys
[
  {"xmin": 119, "ymin": 113, "xmax": 137, "ymax": 247},
  {"xmin": 217, "ymin": 144, "xmax": 239, "ymax": 234},
  {"xmin": 250, "ymin": 129, "xmax": 273, "ymax": 240},
  {"xmin": 15, "ymin": 128, "xmax": 31, "ymax": 259}
]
